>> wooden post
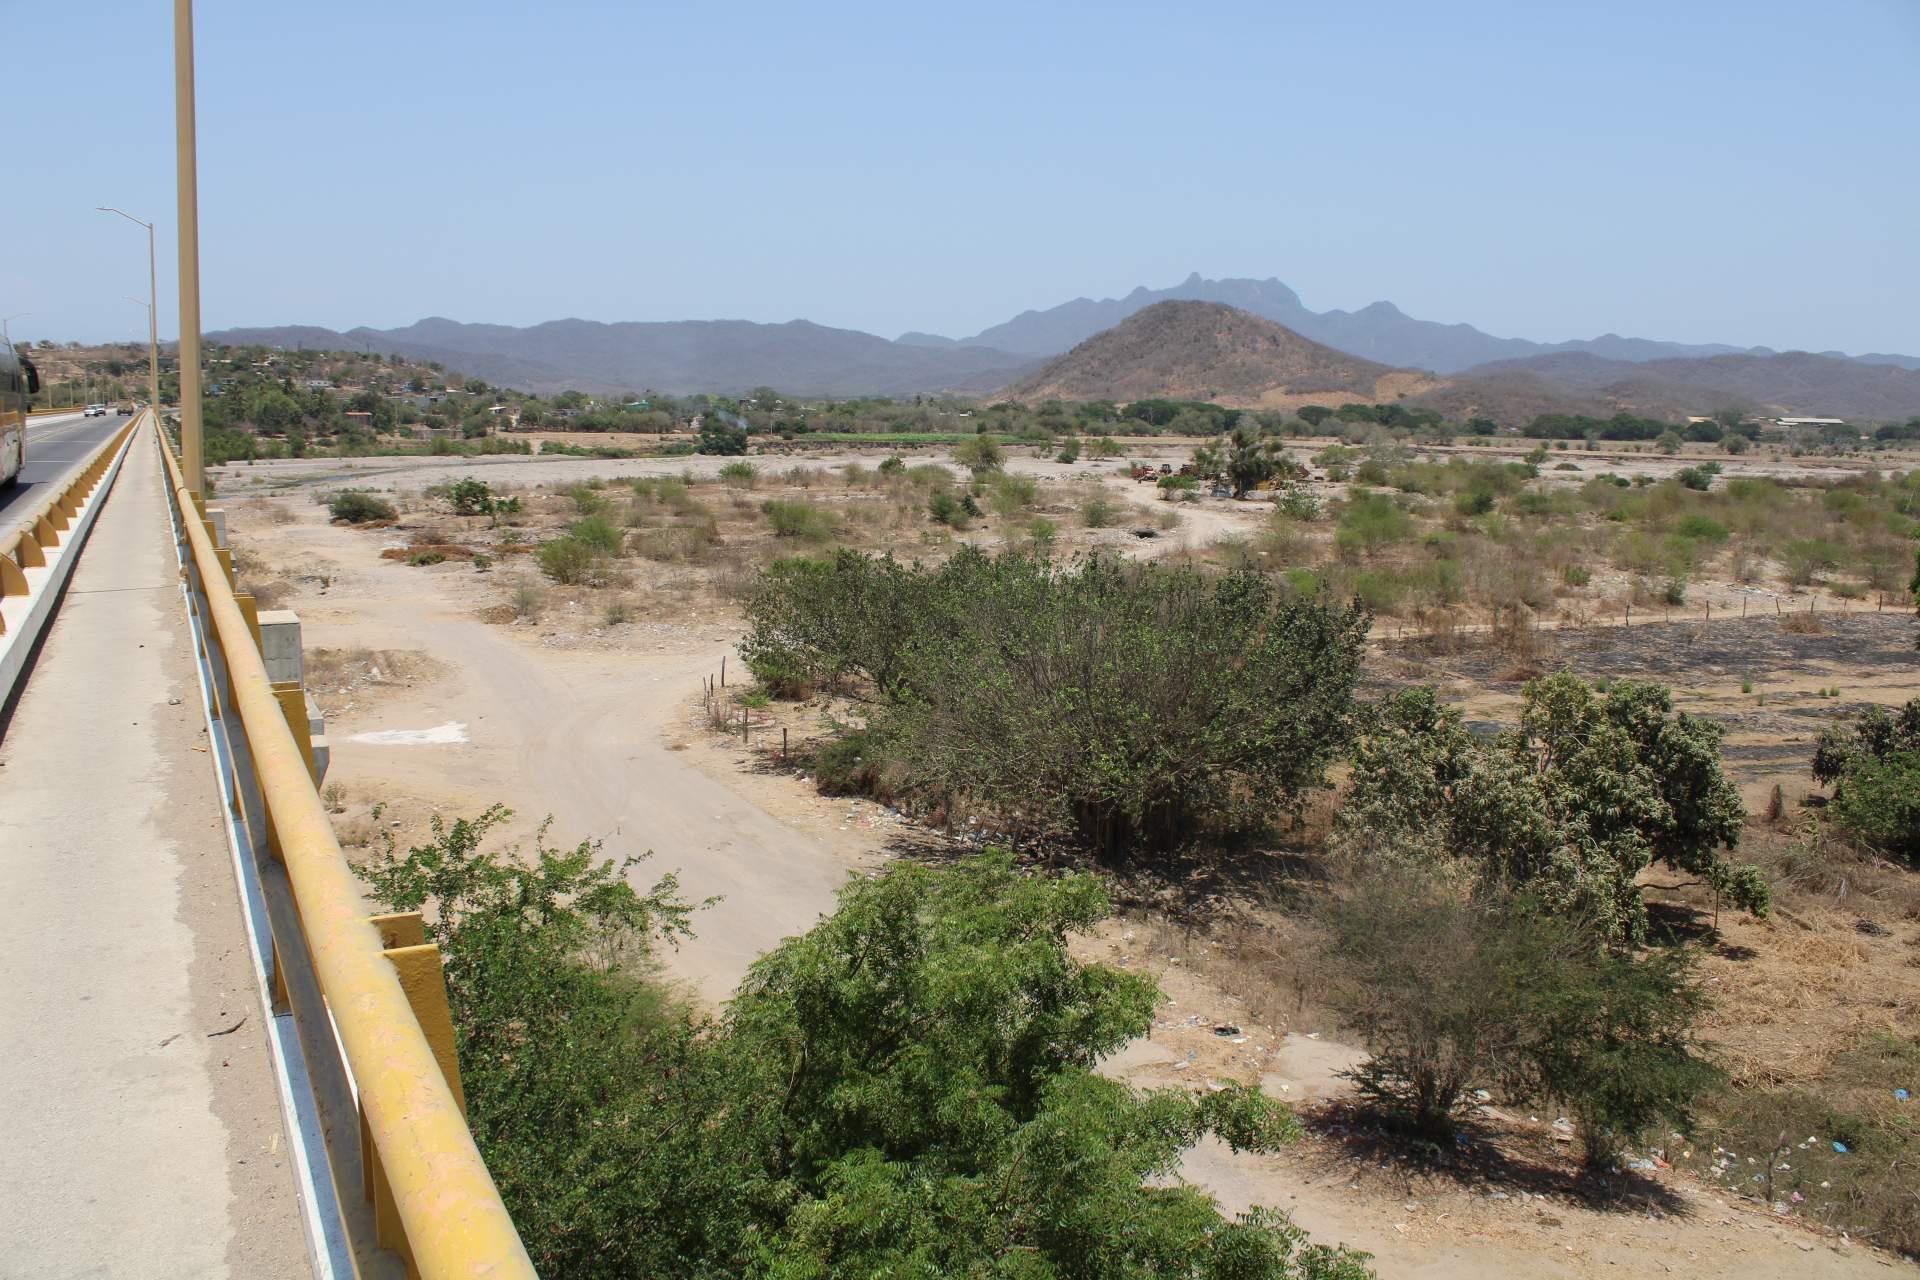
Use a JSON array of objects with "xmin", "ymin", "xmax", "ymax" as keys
[
  {"xmin": 742, "ymin": 705, "xmax": 749, "ymax": 744},
  {"xmin": 721, "ymin": 655, "xmax": 727, "ymax": 687},
  {"xmin": 782, "ymin": 727, "xmax": 788, "ymax": 763}
]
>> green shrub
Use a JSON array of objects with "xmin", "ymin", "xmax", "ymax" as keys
[
  {"xmin": 810, "ymin": 727, "xmax": 906, "ymax": 800},
  {"xmin": 1335, "ymin": 491, "xmax": 1413, "ymax": 557},
  {"xmin": 950, "ymin": 435, "xmax": 1004, "ymax": 471},
  {"xmin": 536, "ymin": 536, "xmax": 598, "ymax": 585},
  {"xmin": 928, "ymin": 491, "xmax": 971, "ymax": 529},
  {"xmin": 1453, "ymin": 488, "xmax": 1496, "ymax": 516},
  {"xmin": 568, "ymin": 485, "xmax": 610, "ymax": 515},
  {"xmin": 568, "ymin": 514, "xmax": 626, "ymax": 555},
  {"xmin": 745, "ymin": 652, "xmax": 816, "ymax": 700},
  {"xmin": 1675, "ymin": 466, "xmax": 1714, "ymax": 491},
  {"xmin": 718, "ymin": 461, "xmax": 757, "ymax": 488},
  {"xmin": 1081, "ymin": 495, "xmax": 1118, "ymax": 528},
  {"xmin": 1674, "ymin": 514, "xmax": 1730, "ymax": 542},
  {"xmin": 407, "ymin": 550, "xmax": 446, "ymax": 566},
  {"xmin": 328, "ymin": 490, "xmax": 396, "ymax": 523},
  {"xmin": 877, "ymin": 455, "xmax": 906, "ymax": 476},
  {"xmin": 986, "ymin": 472, "xmax": 1038, "ymax": 517},
  {"xmin": 1054, "ymin": 438, "xmax": 1081, "ymax": 464},
  {"xmin": 762, "ymin": 499, "xmax": 837, "ymax": 542},
  {"xmin": 1348, "ymin": 569, "xmax": 1405, "ymax": 614}
]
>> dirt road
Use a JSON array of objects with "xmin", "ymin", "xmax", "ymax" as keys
[{"xmin": 258, "ymin": 515, "xmax": 862, "ymax": 1006}]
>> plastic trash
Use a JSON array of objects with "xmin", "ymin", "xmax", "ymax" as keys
[
  {"xmin": 1897, "ymin": 1089, "xmax": 1911, "ymax": 1103},
  {"xmin": 1212, "ymin": 1025, "xmax": 1241, "ymax": 1037},
  {"xmin": 1831, "ymin": 1141, "xmax": 1849, "ymax": 1154}
]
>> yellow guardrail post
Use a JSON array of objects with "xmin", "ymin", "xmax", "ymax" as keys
[{"xmin": 154, "ymin": 425, "xmax": 535, "ymax": 1279}]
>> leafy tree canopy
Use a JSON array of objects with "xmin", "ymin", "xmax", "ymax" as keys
[
  {"xmin": 1337, "ymin": 675, "xmax": 1765, "ymax": 944},
  {"xmin": 358, "ymin": 824, "xmax": 1373, "ymax": 1280}
]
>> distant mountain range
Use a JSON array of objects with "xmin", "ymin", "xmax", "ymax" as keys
[
  {"xmin": 208, "ymin": 317, "xmax": 1038, "ymax": 398},
  {"xmin": 909, "ymin": 273, "xmax": 1920, "ymax": 376},
  {"xmin": 207, "ymin": 272, "xmax": 1920, "ymax": 419}
]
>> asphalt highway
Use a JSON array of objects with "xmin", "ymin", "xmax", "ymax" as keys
[{"xmin": 1, "ymin": 410, "xmax": 130, "ymax": 539}]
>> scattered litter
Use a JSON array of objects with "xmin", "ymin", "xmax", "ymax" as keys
[
  {"xmin": 207, "ymin": 1015, "xmax": 247, "ymax": 1037},
  {"xmin": 1212, "ymin": 1025, "xmax": 1242, "ymax": 1037},
  {"xmin": 1830, "ymin": 1141, "xmax": 1849, "ymax": 1155},
  {"xmin": 1897, "ymin": 1089, "xmax": 1911, "ymax": 1103}
]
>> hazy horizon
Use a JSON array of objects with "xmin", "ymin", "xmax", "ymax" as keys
[{"xmin": 17, "ymin": 1, "xmax": 1919, "ymax": 356}]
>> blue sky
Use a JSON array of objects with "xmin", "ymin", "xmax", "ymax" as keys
[{"xmin": 15, "ymin": 0, "xmax": 1920, "ymax": 355}]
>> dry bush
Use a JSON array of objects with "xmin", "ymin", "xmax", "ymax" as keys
[
  {"xmin": 381, "ymin": 543, "xmax": 475, "ymax": 561},
  {"xmin": 1780, "ymin": 609, "xmax": 1829, "ymax": 635},
  {"xmin": 1484, "ymin": 602, "xmax": 1542, "ymax": 668}
]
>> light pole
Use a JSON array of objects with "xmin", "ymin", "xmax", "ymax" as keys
[
  {"xmin": 173, "ymin": 0, "xmax": 205, "ymax": 493},
  {"xmin": 97, "ymin": 207, "xmax": 161, "ymax": 419}
]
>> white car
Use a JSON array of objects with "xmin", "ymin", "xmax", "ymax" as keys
[{"xmin": 84, "ymin": 403, "xmax": 107, "ymax": 417}]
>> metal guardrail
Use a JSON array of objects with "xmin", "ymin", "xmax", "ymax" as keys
[{"xmin": 156, "ymin": 425, "xmax": 535, "ymax": 1279}]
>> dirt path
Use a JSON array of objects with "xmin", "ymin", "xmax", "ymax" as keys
[{"xmin": 248, "ymin": 514, "xmax": 866, "ymax": 1006}]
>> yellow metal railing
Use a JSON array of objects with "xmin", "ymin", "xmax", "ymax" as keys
[
  {"xmin": 0, "ymin": 418, "xmax": 139, "ymax": 632},
  {"xmin": 156, "ymin": 422, "xmax": 536, "ymax": 1279}
]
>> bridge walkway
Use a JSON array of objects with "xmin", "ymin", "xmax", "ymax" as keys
[{"xmin": 0, "ymin": 425, "xmax": 312, "ymax": 1278}]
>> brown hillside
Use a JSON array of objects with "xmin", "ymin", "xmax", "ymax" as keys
[
  {"xmin": 1404, "ymin": 370, "xmax": 1748, "ymax": 426},
  {"xmin": 1000, "ymin": 301, "xmax": 1440, "ymax": 408}
]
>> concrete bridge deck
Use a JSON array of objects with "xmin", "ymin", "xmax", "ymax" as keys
[{"xmin": 0, "ymin": 427, "xmax": 311, "ymax": 1278}]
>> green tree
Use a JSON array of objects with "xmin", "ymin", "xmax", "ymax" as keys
[
  {"xmin": 697, "ymin": 419, "xmax": 749, "ymax": 455},
  {"xmin": 1320, "ymin": 866, "xmax": 1723, "ymax": 1163},
  {"xmin": 447, "ymin": 477, "xmax": 498, "ymax": 516},
  {"xmin": 1338, "ymin": 678, "xmax": 1765, "ymax": 945},
  {"xmin": 358, "ymin": 826, "xmax": 1373, "ymax": 1280},
  {"xmin": 950, "ymin": 433, "xmax": 1004, "ymax": 471},
  {"xmin": 879, "ymin": 551, "xmax": 1369, "ymax": 859},
  {"xmin": 1814, "ymin": 698, "xmax": 1920, "ymax": 861},
  {"xmin": 1215, "ymin": 423, "xmax": 1300, "ymax": 498}
]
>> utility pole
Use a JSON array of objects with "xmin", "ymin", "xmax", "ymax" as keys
[
  {"xmin": 97, "ymin": 209, "xmax": 161, "ymax": 417},
  {"xmin": 173, "ymin": 0, "xmax": 205, "ymax": 492}
]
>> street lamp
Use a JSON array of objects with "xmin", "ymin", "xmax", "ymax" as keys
[
  {"xmin": 97, "ymin": 207, "xmax": 160, "ymax": 420},
  {"xmin": 173, "ymin": 0, "xmax": 205, "ymax": 493}
]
